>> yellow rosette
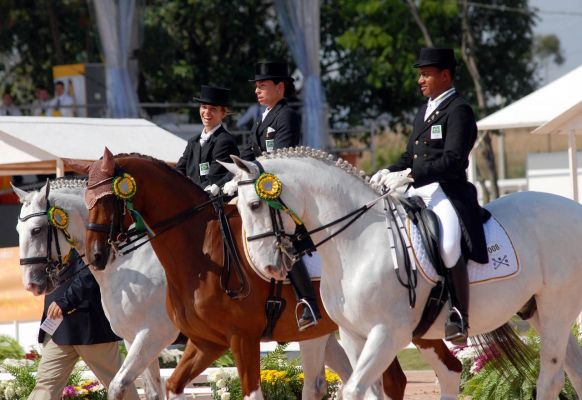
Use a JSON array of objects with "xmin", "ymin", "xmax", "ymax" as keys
[
  {"xmin": 48, "ymin": 206, "xmax": 69, "ymax": 230},
  {"xmin": 112, "ymin": 173, "xmax": 137, "ymax": 201},
  {"xmin": 255, "ymin": 173, "xmax": 282, "ymax": 201}
]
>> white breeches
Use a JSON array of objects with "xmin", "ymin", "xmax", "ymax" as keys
[{"xmin": 407, "ymin": 183, "xmax": 461, "ymax": 268}]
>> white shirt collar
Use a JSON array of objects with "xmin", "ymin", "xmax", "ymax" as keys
[
  {"xmin": 425, "ymin": 87, "xmax": 456, "ymax": 121},
  {"xmin": 200, "ymin": 124, "xmax": 222, "ymax": 144}
]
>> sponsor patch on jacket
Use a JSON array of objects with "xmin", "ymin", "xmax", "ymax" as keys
[
  {"xmin": 199, "ymin": 162, "xmax": 210, "ymax": 176},
  {"xmin": 430, "ymin": 125, "xmax": 443, "ymax": 139},
  {"xmin": 265, "ymin": 139, "xmax": 275, "ymax": 153}
]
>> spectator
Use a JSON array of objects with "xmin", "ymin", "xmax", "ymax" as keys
[
  {"xmin": 32, "ymin": 85, "xmax": 52, "ymax": 116},
  {"xmin": 235, "ymin": 103, "xmax": 266, "ymax": 130},
  {"xmin": 0, "ymin": 92, "xmax": 22, "ymax": 116},
  {"xmin": 48, "ymin": 81, "xmax": 75, "ymax": 117},
  {"xmin": 28, "ymin": 249, "xmax": 138, "ymax": 400}
]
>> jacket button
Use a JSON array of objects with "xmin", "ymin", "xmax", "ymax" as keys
[
  {"xmin": 415, "ymin": 140, "xmax": 419, "ymax": 145},
  {"xmin": 423, "ymin": 153, "xmax": 427, "ymax": 157},
  {"xmin": 413, "ymin": 154, "xmax": 418, "ymax": 159},
  {"xmin": 424, "ymin": 141, "xmax": 428, "ymax": 145}
]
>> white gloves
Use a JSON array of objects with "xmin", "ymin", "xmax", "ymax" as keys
[
  {"xmin": 370, "ymin": 168, "xmax": 414, "ymax": 191},
  {"xmin": 204, "ymin": 184, "xmax": 220, "ymax": 196},
  {"xmin": 222, "ymin": 179, "xmax": 239, "ymax": 196}
]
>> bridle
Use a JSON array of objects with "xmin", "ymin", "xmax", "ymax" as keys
[
  {"xmin": 85, "ymin": 170, "xmax": 250, "ymax": 298},
  {"xmin": 19, "ymin": 199, "xmax": 78, "ymax": 288},
  {"xmin": 238, "ymin": 161, "xmax": 391, "ymax": 270}
]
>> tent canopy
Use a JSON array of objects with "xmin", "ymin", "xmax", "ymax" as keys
[
  {"xmin": 477, "ymin": 66, "xmax": 582, "ymax": 131},
  {"xmin": 0, "ymin": 116, "xmax": 186, "ymax": 176}
]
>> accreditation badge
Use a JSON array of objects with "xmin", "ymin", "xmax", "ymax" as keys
[
  {"xmin": 265, "ymin": 139, "xmax": 275, "ymax": 153},
  {"xmin": 430, "ymin": 125, "xmax": 443, "ymax": 140},
  {"xmin": 199, "ymin": 162, "xmax": 210, "ymax": 176}
]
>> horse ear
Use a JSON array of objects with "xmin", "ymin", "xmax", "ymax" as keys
[
  {"xmin": 229, "ymin": 155, "xmax": 260, "ymax": 176},
  {"xmin": 62, "ymin": 158, "xmax": 92, "ymax": 174},
  {"xmin": 11, "ymin": 183, "xmax": 31, "ymax": 204},
  {"xmin": 38, "ymin": 179, "xmax": 50, "ymax": 207},
  {"xmin": 218, "ymin": 160, "xmax": 238, "ymax": 175},
  {"xmin": 102, "ymin": 147, "xmax": 116, "ymax": 176}
]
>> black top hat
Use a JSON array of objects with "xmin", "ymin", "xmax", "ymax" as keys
[
  {"xmin": 249, "ymin": 62, "xmax": 294, "ymax": 82},
  {"xmin": 413, "ymin": 48, "xmax": 457, "ymax": 69},
  {"xmin": 193, "ymin": 85, "xmax": 231, "ymax": 106}
]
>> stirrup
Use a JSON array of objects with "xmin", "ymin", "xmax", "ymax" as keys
[
  {"xmin": 445, "ymin": 307, "xmax": 468, "ymax": 343},
  {"xmin": 295, "ymin": 299, "xmax": 318, "ymax": 332}
]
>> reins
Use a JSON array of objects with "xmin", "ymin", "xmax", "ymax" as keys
[{"xmin": 86, "ymin": 168, "xmax": 250, "ymax": 299}]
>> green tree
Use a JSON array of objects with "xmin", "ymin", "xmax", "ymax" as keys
[
  {"xmin": 0, "ymin": 0, "xmax": 100, "ymax": 103},
  {"xmin": 321, "ymin": 0, "xmax": 540, "ymax": 126},
  {"xmin": 139, "ymin": 0, "xmax": 289, "ymax": 105}
]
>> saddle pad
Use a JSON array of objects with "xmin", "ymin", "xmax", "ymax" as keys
[
  {"xmin": 408, "ymin": 215, "xmax": 520, "ymax": 285},
  {"xmin": 242, "ymin": 230, "xmax": 322, "ymax": 283}
]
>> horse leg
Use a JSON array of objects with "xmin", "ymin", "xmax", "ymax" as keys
[
  {"xmin": 528, "ymin": 312, "xmax": 582, "ymax": 396},
  {"xmin": 342, "ymin": 325, "xmax": 408, "ymax": 400},
  {"xmin": 166, "ymin": 339, "xmax": 227, "ymax": 400},
  {"xmin": 323, "ymin": 332, "xmax": 352, "ymax": 383},
  {"xmin": 299, "ymin": 335, "xmax": 329, "ymax": 400},
  {"xmin": 140, "ymin": 359, "xmax": 164, "ymax": 400},
  {"xmin": 108, "ymin": 334, "xmax": 164, "ymax": 400},
  {"xmin": 530, "ymin": 299, "xmax": 574, "ymax": 399},
  {"xmin": 413, "ymin": 338, "xmax": 461, "ymax": 400},
  {"xmin": 229, "ymin": 335, "xmax": 263, "ymax": 400}
]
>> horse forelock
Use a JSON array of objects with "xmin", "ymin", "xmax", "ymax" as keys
[{"xmin": 258, "ymin": 147, "xmax": 384, "ymax": 194}]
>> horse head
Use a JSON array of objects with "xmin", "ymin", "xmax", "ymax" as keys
[
  {"xmin": 13, "ymin": 180, "xmax": 86, "ymax": 295},
  {"xmin": 223, "ymin": 154, "xmax": 307, "ymax": 281}
]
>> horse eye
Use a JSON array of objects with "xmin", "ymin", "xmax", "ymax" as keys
[
  {"xmin": 31, "ymin": 227, "xmax": 42, "ymax": 236},
  {"xmin": 250, "ymin": 201, "xmax": 261, "ymax": 211}
]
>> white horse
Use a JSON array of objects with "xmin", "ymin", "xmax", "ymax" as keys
[
  {"xmin": 14, "ymin": 179, "xmax": 178, "ymax": 400},
  {"xmin": 224, "ymin": 148, "xmax": 582, "ymax": 400},
  {"xmin": 13, "ymin": 178, "xmax": 361, "ymax": 400}
]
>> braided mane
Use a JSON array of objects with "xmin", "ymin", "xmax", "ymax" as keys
[{"xmin": 258, "ymin": 147, "xmax": 383, "ymax": 193}]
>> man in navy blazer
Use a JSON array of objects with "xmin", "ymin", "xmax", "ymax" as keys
[
  {"xmin": 372, "ymin": 48, "xmax": 487, "ymax": 345},
  {"xmin": 29, "ymin": 250, "xmax": 137, "ymax": 400}
]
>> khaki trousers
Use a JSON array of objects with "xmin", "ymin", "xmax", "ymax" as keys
[{"xmin": 28, "ymin": 337, "xmax": 139, "ymax": 400}]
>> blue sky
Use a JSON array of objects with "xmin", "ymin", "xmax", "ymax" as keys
[{"xmin": 531, "ymin": 0, "xmax": 582, "ymax": 83}]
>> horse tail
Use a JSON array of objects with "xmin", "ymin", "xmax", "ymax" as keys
[{"xmin": 471, "ymin": 322, "xmax": 536, "ymax": 383}]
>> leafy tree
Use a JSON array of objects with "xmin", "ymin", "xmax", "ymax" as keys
[
  {"xmin": 139, "ymin": 0, "xmax": 289, "ymax": 105},
  {"xmin": 0, "ymin": 0, "xmax": 100, "ymax": 103}
]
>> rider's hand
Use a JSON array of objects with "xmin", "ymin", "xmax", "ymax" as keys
[
  {"xmin": 222, "ymin": 180, "xmax": 238, "ymax": 196},
  {"xmin": 47, "ymin": 301, "xmax": 63, "ymax": 319},
  {"xmin": 372, "ymin": 168, "xmax": 414, "ymax": 191},
  {"xmin": 204, "ymin": 184, "xmax": 220, "ymax": 196},
  {"xmin": 370, "ymin": 169, "xmax": 390, "ymax": 185}
]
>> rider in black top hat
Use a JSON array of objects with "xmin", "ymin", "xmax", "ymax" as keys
[
  {"xmin": 176, "ymin": 85, "xmax": 240, "ymax": 194},
  {"xmin": 372, "ymin": 48, "xmax": 487, "ymax": 345},
  {"xmin": 239, "ymin": 62, "xmax": 320, "ymax": 331}
]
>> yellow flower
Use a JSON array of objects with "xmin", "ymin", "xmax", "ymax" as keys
[
  {"xmin": 260, "ymin": 369, "xmax": 289, "ymax": 383},
  {"xmin": 325, "ymin": 369, "xmax": 341, "ymax": 383}
]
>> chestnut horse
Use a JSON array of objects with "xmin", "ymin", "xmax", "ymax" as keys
[{"xmin": 69, "ymin": 150, "xmax": 461, "ymax": 399}]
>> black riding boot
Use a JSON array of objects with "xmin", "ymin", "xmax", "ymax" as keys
[
  {"xmin": 287, "ymin": 259, "xmax": 321, "ymax": 331},
  {"xmin": 445, "ymin": 257, "xmax": 470, "ymax": 345}
]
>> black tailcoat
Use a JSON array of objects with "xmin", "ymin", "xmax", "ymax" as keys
[
  {"xmin": 176, "ymin": 126, "xmax": 240, "ymax": 187},
  {"xmin": 39, "ymin": 251, "xmax": 120, "ymax": 345},
  {"xmin": 240, "ymin": 99, "xmax": 301, "ymax": 160},
  {"xmin": 389, "ymin": 92, "xmax": 488, "ymax": 263}
]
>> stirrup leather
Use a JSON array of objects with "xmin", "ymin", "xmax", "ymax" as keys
[{"xmin": 295, "ymin": 299, "xmax": 318, "ymax": 331}]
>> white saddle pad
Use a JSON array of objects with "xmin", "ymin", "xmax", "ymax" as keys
[{"xmin": 408, "ymin": 215, "xmax": 520, "ymax": 285}]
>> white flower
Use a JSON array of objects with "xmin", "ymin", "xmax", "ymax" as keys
[
  {"xmin": 4, "ymin": 384, "xmax": 16, "ymax": 400},
  {"xmin": 216, "ymin": 379, "xmax": 226, "ymax": 389},
  {"xmin": 456, "ymin": 346, "xmax": 477, "ymax": 362},
  {"xmin": 220, "ymin": 392, "xmax": 230, "ymax": 400}
]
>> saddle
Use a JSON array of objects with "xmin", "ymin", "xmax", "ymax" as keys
[{"xmin": 391, "ymin": 195, "xmax": 492, "ymax": 338}]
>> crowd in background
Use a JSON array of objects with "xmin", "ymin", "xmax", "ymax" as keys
[{"xmin": 0, "ymin": 81, "xmax": 75, "ymax": 117}]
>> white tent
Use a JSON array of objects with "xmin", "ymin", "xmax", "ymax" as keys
[
  {"xmin": 0, "ymin": 116, "xmax": 186, "ymax": 176},
  {"xmin": 477, "ymin": 65, "xmax": 582, "ymax": 131}
]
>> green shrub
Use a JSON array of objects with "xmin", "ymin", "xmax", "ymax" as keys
[{"xmin": 0, "ymin": 336, "xmax": 24, "ymax": 362}]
